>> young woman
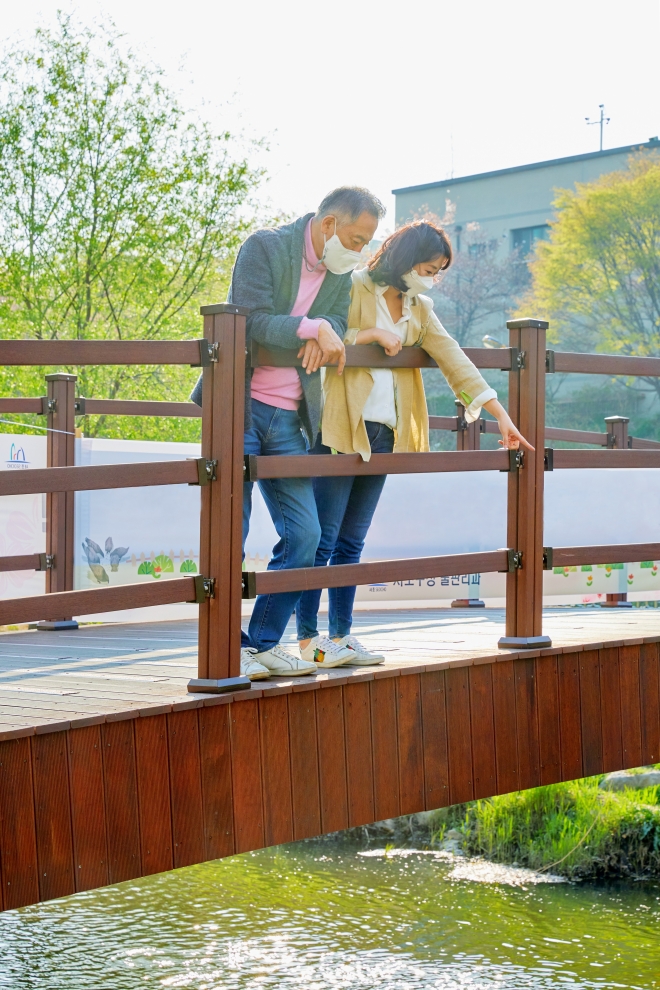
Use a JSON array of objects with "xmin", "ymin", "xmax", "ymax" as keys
[{"xmin": 296, "ymin": 220, "xmax": 532, "ymax": 666}]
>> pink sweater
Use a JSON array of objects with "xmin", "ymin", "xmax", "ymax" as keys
[{"xmin": 250, "ymin": 219, "xmax": 326, "ymax": 410}]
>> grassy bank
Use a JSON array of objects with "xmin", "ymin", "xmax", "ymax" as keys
[{"xmin": 434, "ymin": 772, "xmax": 660, "ymax": 879}]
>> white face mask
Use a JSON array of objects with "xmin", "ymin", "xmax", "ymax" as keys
[
  {"xmin": 403, "ymin": 269, "xmax": 435, "ymax": 296},
  {"xmin": 322, "ymin": 219, "xmax": 365, "ymax": 275}
]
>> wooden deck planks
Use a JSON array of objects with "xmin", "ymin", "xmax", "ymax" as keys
[
  {"xmin": 0, "ymin": 737, "xmax": 39, "ymax": 909},
  {"xmin": 101, "ymin": 720, "xmax": 142, "ymax": 884},
  {"xmin": 259, "ymin": 694, "xmax": 293, "ymax": 847},
  {"xmin": 0, "ymin": 615, "xmax": 658, "ymax": 912},
  {"xmin": 68, "ymin": 725, "xmax": 108, "ymax": 892},
  {"xmin": 287, "ymin": 691, "xmax": 322, "ymax": 841},
  {"xmin": 32, "ymin": 732, "xmax": 75, "ymax": 901}
]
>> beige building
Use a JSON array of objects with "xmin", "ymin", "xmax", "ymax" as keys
[{"xmin": 393, "ymin": 137, "xmax": 660, "ymax": 257}]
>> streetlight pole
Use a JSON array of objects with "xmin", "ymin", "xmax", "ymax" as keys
[{"xmin": 585, "ymin": 104, "xmax": 610, "ymax": 152}]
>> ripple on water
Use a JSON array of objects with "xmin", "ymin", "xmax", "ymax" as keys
[{"xmin": 0, "ymin": 840, "xmax": 657, "ymax": 989}]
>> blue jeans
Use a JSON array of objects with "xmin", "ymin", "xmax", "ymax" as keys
[
  {"xmin": 296, "ymin": 421, "xmax": 394, "ymax": 640},
  {"xmin": 243, "ymin": 399, "xmax": 321, "ymax": 653}
]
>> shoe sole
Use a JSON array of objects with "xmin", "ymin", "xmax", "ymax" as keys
[
  {"xmin": 261, "ymin": 666, "xmax": 316, "ymax": 676},
  {"xmin": 345, "ymin": 656, "xmax": 385, "ymax": 665},
  {"xmin": 312, "ymin": 657, "xmax": 353, "ymax": 668},
  {"xmin": 244, "ymin": 670, "xmax": 271, "ymax": 680}
]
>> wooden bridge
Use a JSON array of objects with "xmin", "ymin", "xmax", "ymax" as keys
[{"xmin": 1, "ymin": 310, "xmax": 660, "ymax": 910}]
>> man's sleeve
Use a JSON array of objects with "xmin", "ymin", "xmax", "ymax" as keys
[
  {"xmin": 312, "ymin": 274, "xmax": 351, "ymax": 340},
  {"xmin": 231, "ymin": 235, "xmax": 304, "ymax": 349}
]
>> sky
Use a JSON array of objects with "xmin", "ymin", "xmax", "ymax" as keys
[{"xmin": 2, "ymin": 0, "xmax": 659, "ymax": 235}]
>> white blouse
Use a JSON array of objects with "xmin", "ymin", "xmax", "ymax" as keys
[{"xmin": 362, "ymin": 283, "xmax": 496, "ymax": 429}]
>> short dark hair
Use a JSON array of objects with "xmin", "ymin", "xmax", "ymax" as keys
[
  {"xmin": 316, "ymin": 186, "xmax": 386, "ymax": 224},
  {"xmin": 368, "ymin": 221, "xmax": 453, "ymax": 293}
]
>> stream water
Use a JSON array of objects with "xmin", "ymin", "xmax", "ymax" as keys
[{"xmin": 0, "ymin": 839, "xmax": 657, "ymax": 989}]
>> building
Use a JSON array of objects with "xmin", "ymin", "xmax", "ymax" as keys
[{"xmin": 393, "ymin": 137, "xmax": 660, "ymax": 257}]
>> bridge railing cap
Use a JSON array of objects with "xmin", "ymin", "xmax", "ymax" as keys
[
  {"xmin": 506, "ymin": 317, "xmax": 550, "ymax": 330},
  {"xmin": 200, "ymin": 303, "xmax": 251, "ymax": 316}
]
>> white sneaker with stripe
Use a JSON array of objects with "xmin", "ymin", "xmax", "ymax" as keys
[
  {"xmin": 299, "ymin": 635, "xmax": 354, "ymax": 668},
  {"xmin": 334, "ymin": 635, "xmax": 385, "ymax": 665}
]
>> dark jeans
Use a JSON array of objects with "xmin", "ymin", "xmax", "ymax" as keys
[
  {"xmin": 243, "ymin": 399, "xmax": 321, "ymax": 652},
  {"xmin": 296, "ymin": 420, "xmax": 394, "ymax": 640}
]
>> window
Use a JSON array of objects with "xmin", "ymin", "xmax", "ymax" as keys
[{"xmin": 511, "ymin": 224, "xmax": 550, "ymax": 257}]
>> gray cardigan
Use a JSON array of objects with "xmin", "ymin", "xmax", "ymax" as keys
[{"xmin": 191, "ymin": 213, "xmax": 352, "ymax": 442}]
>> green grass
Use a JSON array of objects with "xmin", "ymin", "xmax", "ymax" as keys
[{"xmin": 432, "ymin": 772, "xmax": 660, "ymax": 879}]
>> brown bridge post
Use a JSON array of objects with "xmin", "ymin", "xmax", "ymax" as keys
[
  {"xmin": 601, "ymin": 415, "xmax": 633, "ymax": 608},
  {"xmin": 499, "ymin": 318, "xmax": 551, "ymax": 649},
  {"xmin": 194, "ymin": 304, "xmax": 250, "ymax": 691},
  {"xmin": 37, "ymin": 373, "xmax": 78, "ymax": 631},
  {"xmin": 451, "ymin": 400, "xmax": 486, "ymax": 608}
]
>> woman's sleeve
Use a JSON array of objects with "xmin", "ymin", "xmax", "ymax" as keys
[{"xmin": 421, "ymin": 307, "xmax": 496, "ymax": 422}]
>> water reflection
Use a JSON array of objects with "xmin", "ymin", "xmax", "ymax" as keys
[{"xmin": 0, "ymin": 840, "xmax": 658, "ymax": 988}]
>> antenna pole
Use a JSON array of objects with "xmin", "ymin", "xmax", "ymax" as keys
[{"xmin": 585, "ymin": 103, "xmax": 610, "ymax": 152}]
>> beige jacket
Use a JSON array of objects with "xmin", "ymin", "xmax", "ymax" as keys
[{"xmin": 321, "ymin": 268, "xmax": 493, "ymax": 460}]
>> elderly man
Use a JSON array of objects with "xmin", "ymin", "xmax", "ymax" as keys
[{"xmin": 193, "ymin": 186, "xmax": 384, "ymax": 680}]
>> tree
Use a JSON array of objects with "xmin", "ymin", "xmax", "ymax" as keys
[
  {"xmin": 0, "ymin": 14, "xmax": 263, "ymax": 437},
  {"xmin": 521, "ymin": 153, "xmax": 660, "ymax": 398}
]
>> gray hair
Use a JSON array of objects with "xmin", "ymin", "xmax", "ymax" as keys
[{"xmin": 316, "ymin": 186, "xmax": 386, "ymax": 224}]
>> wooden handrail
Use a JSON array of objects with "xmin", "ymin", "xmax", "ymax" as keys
[
  {"xmin": 0, "ymin": 577, "xmax": 199, "ymax": 626},
  {"xmin": 0, "ymin": 339, "xmax": 207, "ymax": 367},
  {"xmin": 0, "ymin": 553, "xmax": 45, "ymax": 573},
  {"xmin": 251, "ymin": 343, "xmax": 515, "ymax": 370},
  {"xmin": 0, "ymin": 459, "xmax": 203, "ymax": 496},
  {"xmin": 78, "ymin": 399, "xmax": 201, "ymax": 418},
  {"xmin": 246, "ymin": 449, "xmax": 511, "ymax": 480},
  {"xmin": 551, "ymin": 449, "xmax": 660, "ymax": 469},
  {"xmin": 245, "ymin": 549, "xmax": 510, "ymax": 597},
  {"xmin": 553, "ymin": 351, "xmax": 660, "ymax": 377},
  {"xmin": 0, "ymin": 398, "xmax": 44, "ymax": 414},
  {"xmin": 552, "ymin": 543, "xmax": 660, "ymax": 567}
]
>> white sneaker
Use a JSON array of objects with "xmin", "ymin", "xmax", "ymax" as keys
[
  {"xmin": 335, "ymin": 635, "xmax": 385, "ymax": 665},
  {"xmin": 299, "ymin": 635, "xmax": 354, "ymax": 668},
  {"xmin": 241, "ymin": 647, "xmax": 270, "ymax": 680},
  {"xmin": 254, "ymin": 644, "xmax": 316, "ymax": 676}
]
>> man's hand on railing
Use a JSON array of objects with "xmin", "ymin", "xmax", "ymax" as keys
[
  {"xmin": 484, "ymin": 398, "xmax": 535, "ymax": 451},
  {"xmin": 297, "ymin": 321, "xmax": 346, "ymax": 375}
]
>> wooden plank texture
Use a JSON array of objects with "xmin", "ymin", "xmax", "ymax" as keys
[
  {"xmin": 445, "ymin": 667, "xmax": 473, "ymax": 804},
  {"xmin": 168, "ymin": 710, "xmax": 205, "ymax": 868},
  {"xmin": 259, "ymin": 695, "xmax": 293, "ymax": 846},
  {"xmin": 101, "ymin": 720, "xmax": 142, "ymax": 884},
  {"xmin": 371, "ymin": 677, "xmax": 401, "ymax": 820},
  {"xmin": 469, "ymin": 666, "xmax": 496, "ymax": 800},
  {"xmin": 343, "ymin": 682, "xmax": 374, "ymax": 828},
  {"xmin": 599, "ymin": 648, "xmax": 623, "ymax": 773},
  {"xmin": 288, "ymin": 692, "xmax": 321, "ymax": 840},
  {"xmin": 0, "ymin": 459, "xmax": 199, "ymax": 497},
  {"xmin": 67, "ymin": 726, "xmax": 108, "ymax": 892},
  {"xmin": 579, "ymin": 650, "xmax": 603, "ymax": 777},
  {"xmin": 134, "ymin": 715, "xmax": 173, "ymax": 876},
  {"xmin": 619, "ymin": 645, "xmax": 642, "ymax": 769},
  {"xmin": 230, "ymin": 700, "xmax": 264, "ymax": 853},
  {"xmin": 31, "ymin": 733, "xmax": 75, "ymax": 901},
  {"xmin": 514, "ymin": 657, "xmax": 540, "ymax": 790},
  {"xmin": 397, "ymin": 675, "xmax": 425, "ymax": 814},
  {"xmin": 639, "ymin": 642, "xmax": 660, "ymax": 764},
  {"xmin": 492, "ymin": 660, "xmax": 519, "ymax": 795},
  {"xmin": 199, "ymin": 704, "xmax": 235, "ymax": 859},
  {"xmin": 421, "ymin": 671, "xmax": 449, "ymax": 811},
  {"xmin": 316, "ymin": 686, "xmax": 348, "ymax": 833},
  {"xmin": 0, "ymin": 738, "xmax": 39, "ymax": 909},
  {"xmin": 535, "ymin": 656, "xmax": 562, "ymax": 786}
]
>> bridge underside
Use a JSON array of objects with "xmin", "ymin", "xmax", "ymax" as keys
[{"xmin": 0, "ymin": 609, "xmax": 658, "ymax": 911}]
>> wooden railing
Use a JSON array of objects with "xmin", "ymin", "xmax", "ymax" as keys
[{"xmin": 1, "ymin": 312, "xmax": 660, "ymax": 685}]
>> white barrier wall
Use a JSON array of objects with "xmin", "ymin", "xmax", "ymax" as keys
[{"xmin": 0, "ymin": 432, "xmax": 658, "ymax": 617}]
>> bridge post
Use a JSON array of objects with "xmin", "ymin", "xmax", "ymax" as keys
[
  {"xmin": 196, "ymin": 304, "xmax": 249, "ymax": 685},
  {"xmin": 498, "ymin": 318, "xmax": 551, "ymax": 649},
  {"xmin": 452, "ymin": 401, "xmax": 486, "ymax": 608},
  {"xmin": 602, "ymin": 415, "xmax": 633, "ymax": 608},
  {"xmin": 37, "ymin": 373, "xmax": 78, "ymax": 631}
]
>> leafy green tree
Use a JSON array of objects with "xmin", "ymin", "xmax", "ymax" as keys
[
  {"xmin": 521, "ymin": 152, "xmax": 660, "ymax": 398},
  {"xmin": 0, "ymin": 14, "xmax": 263, "ymax": 439}
]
